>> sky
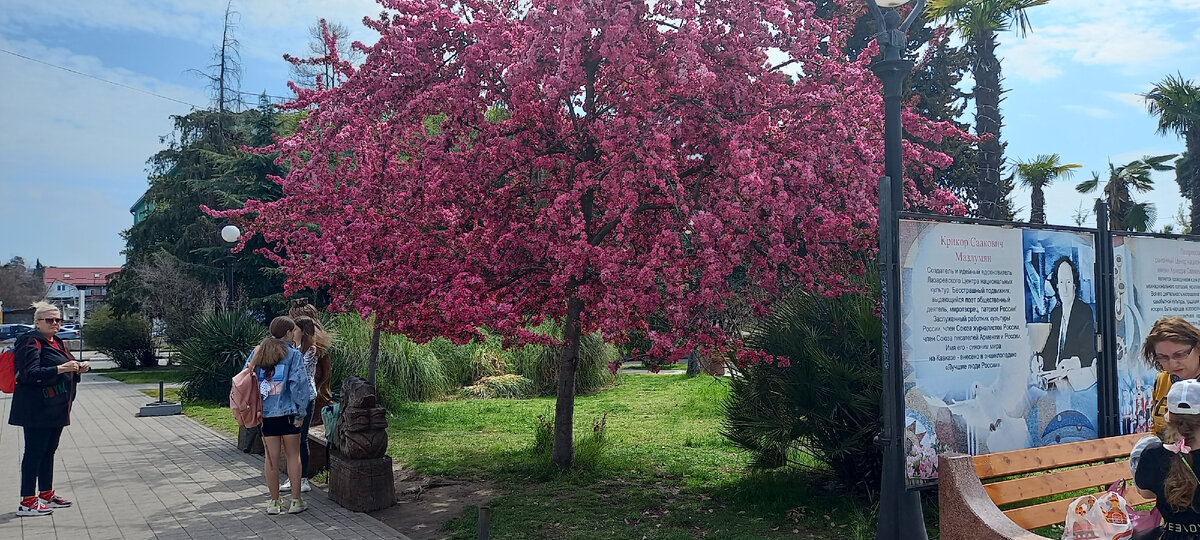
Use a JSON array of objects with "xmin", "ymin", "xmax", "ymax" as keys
[{"xmin": 0, "ymin": 0, "xmax": 1198, "ymax": 268}]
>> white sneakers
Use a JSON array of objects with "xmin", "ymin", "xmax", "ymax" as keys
[
  {"xmin": 267, "ymin": 495, "xmax": 308, "ymax": 515},
  {"xmin": 280, "ymin": 478, "xmax": 312, "ymax": 493}
]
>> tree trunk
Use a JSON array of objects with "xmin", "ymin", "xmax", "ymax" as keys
[
  {"xmin": 551, "ymin": 295, "xmax": 585, "ymax": 468},
  {"xmin": 1111, "ymin": 182, "xmax": 1128, "ymax": 231},
  {"xmin": 1030, "ymin": 183, "xmax": 1045, "ymax": 224},
  {"xmin": 972, "ymin": 32, "xmax": 1006, "ymax": 220},
  {"xmin": 368, "ymin": 326, "xmax": 380, "ymax": 387}
]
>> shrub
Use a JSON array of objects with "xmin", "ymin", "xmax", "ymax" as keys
[
  {"xmin": 722, "ymin": 270, "xmax": 883, "ymax": 492},
  {"xmin": 511, "ymin": 321, "xmax": 619, "ymax": 396},
  {"xmin": 177, "ymin": 311, "xmax": 266, "ymax": 403},
  {"xmin": 83, "ymin": 306, "xmax": 156, "ymax": 369},
  {"xmin": 460, "ymin": 374, "xmax": 535, "ymax": 399}
]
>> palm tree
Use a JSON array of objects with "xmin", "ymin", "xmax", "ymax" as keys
[
  {"xmin": 1014, "ymin": 154, "xmax": 1080, "ymax": 224},
  {"xmin": 1076, "ymin": 155, "xmax": 1177, "ymax": 232},
  {"xmin": 1144, "ymin": 73, "xmax": 1200, "ymax": 229},
  {"xmin": 926, "ymin": 0, "xmax": 1050, "ymax": 220}
]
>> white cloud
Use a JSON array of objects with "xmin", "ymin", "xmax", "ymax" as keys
[
  {"xmin": 1108, "ymin": 92, "xmax": 1148, "ymax": 110},
  {"xmin": 0, "ymin": 37, "xmax": 208, "ymax": 266},
  {"xmin": 1064, "ymin": 105, "xmax": 1114, "ymax": 119},
  {"xmin": 0, "ymin": 0, "xmax": 383, "ymax": 63},
  {"xmin": 992, "ymin": 0, "xmax": 1194, "ymax": 83}
]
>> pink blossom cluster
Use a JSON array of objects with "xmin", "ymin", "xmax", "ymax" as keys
[{"xmin": 208, "ymin": 0, "xmax": 965, "ymax": 362}]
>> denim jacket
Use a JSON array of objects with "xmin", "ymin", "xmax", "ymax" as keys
[{"xmin": 248, "ymin": 346, "xmax": 314, "ymax": 419}]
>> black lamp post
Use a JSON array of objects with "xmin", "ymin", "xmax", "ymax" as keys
[
  {"xmin": 221, "ymin": 224, "xmax": 241, "ymax": 311},
  {"xmin": 864, "ymin": 1, "xmax": 927, "ymax": 539}
]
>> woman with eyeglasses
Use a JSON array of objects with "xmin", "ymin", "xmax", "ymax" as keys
[
  {"xmin": 1144, "ymin": 316, "xmax": 1200, "ymax": 437},
  {"xmin": 7, "ymin": 301, "xmax": 90, "ymax": 517}
]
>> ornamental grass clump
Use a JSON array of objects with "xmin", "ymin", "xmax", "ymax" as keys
[
  {"xmin": 460, "ymin": 374, "xmax": 536, "ymax": 399},
  {"xmin": 511, "ymin": 321, "xmax": 619, "ymax": 396},
  {"xmin": 327, "ymin": 313, "xmax": 451, "ymax": 406}
]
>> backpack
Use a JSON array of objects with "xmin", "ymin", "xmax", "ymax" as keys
[
  {"xmin": 230, "ymin": 357, "xmax": 262, "ymax": 428},
  {"xmin": 0, "ymin": 341, "xmax": 41, "ymax": 394}
]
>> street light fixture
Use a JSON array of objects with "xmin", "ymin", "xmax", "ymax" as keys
[
  {"xmin": 221, "ymin": 225, "xmax": 241, "ymax": 310},
  {"xmin": 862, "ymin": 1, "xmax": 927, "ymax": 540}
]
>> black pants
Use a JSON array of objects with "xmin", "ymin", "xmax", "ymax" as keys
[
  {"xmin": 21, "ymin": 426, "xmax": 64, "ymax": 497},
  {"xmin": 299, "ymin": 400, "xmax": 315, "ymax": 479}
]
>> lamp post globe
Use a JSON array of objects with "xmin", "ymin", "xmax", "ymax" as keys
[
  {"xmin": 876, "ymin": 0, "xmax": 912, "ymax": 6},
  {"xmin": 221, "ymin": 224, "xmax": 241, "ymax": 244},
  {"xmin": 220, "ymin": 225, "xmax": 240, "ymax": 310}
]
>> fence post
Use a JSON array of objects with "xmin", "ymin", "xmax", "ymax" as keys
[{"xmin": 477, "ymin": 506, "xmax": 491, "ymax": 540}]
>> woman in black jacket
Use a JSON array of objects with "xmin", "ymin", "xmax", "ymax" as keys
[{"xmin": 8, "ymin": 301, "xmax": 89, "ymax": 517}]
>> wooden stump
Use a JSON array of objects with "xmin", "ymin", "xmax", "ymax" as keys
[{"xmin": 328, "ymin": 449, "xmax": 395, "ymax": 512}]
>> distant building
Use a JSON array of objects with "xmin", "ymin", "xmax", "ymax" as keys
[
  {"xmin": 130, "ymin": 192, "xmax": 155, "ymax": 226},
  {"xmin": 43, "ymin": 267, "xmax": 121, "ymax": 321}
]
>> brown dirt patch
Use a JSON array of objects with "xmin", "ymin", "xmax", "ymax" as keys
[{"xmin": 368, "ymin": 467, "xmax": 496, "ymax": 540}]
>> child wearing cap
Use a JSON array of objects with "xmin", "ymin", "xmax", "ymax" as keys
[{"xmin": 1133, "ymin": 378, "xmax": 1200, "ymax": 539}]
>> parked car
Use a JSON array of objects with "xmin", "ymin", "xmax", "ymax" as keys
[
  {"xmin": 56, "ymin": 328, "xmax": 81, "ymax": 340},
  {"xmin": 60, "ymin": 324, "xmax": 80, "ymax": 332},
  {"xmin": 0, "ymin": 324, "xmax": 34, "ymax": 341}
]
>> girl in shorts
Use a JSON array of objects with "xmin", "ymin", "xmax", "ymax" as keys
[{"xmin": 251, "ymin": 327, "xmax": 314, "ymax": 515}]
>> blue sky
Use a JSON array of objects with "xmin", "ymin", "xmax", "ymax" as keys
[{"xmin": 0, "ymin": 0, "xmax": 1197, "ymax": 267}]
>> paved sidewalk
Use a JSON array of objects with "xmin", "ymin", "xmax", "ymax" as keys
[{"xmin": 0, "ymin": 374, "xmax": 405, "ymax": 539}]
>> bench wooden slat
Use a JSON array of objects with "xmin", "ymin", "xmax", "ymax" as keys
[
  {"xmin": 1004, "ymin": 485, "xmax": 1158, "ymax": 530},
  {"xmin": 1005, "ymin": 496, "xmax": 1076, "ymax": 530},
  {"xmin": 973, "ymin": 433, "xmax": 1147, "ymax": 478},
  {"xmin": 984, "ymin": 461, "xmax": 1131, "ymax": 505}
]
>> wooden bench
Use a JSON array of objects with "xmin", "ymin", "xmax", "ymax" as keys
[{"xmin": 939, "ymin": 432, "xmax": 1153, "ymax": 539}]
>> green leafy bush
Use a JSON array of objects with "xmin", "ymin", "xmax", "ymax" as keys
[
  {"xmin": 510, "ymin": 322, "xmax": 619, "ymax": 396},
  {"xmin": 722, "ymin": 271, "xmax": 883, "ymax": 491},
  {"xmin": 177, "ymin": 311, "xmax": 266, "ymax": 403},
  {"xmin": 83, "ymin": 306, "xmax": 156, "ymax": 369}
]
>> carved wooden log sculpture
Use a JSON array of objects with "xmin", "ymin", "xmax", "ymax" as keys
[
  {"xmin": 334, "ymin": 377, "xmax": 390, "ymax": 459},
  {"xmin": 328, "ymin": 376, "xmax": 395, "ymax": 512}
]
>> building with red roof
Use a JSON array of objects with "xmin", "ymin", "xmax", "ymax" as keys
[{"xmin": 44, "ymin": 267, "xmax": 122, "ymax": 320}]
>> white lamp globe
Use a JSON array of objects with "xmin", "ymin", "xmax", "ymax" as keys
[
  {"xmin": 877, "ymin": 0, "xmax": 912, "ymax": 6},
  {"xmin": 221, "ymin": 224, "xmax": 241, "ymax": 243}
]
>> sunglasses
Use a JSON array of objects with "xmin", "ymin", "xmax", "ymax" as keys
[{"xmin": 38, "ymin": 318, "xmax": 63, "ymax": 324}]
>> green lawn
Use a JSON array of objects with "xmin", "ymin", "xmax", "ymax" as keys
[
  {"xmin": 141, "ymin": 388, "xmax": 239, "ymax": 437},
  {"xmin": 385, "ymin": 374, "xmax": 876, "ymax": 539},
  {"xmin": 619, "ymin": 362, "xmax": 686, "ymax": 371},
  {"xmin": 166, "ymin": 372, "xmax": 881, "ymax": 538},
  {"xmin": 97, "ymin": 368, "xmax": 187, "ymax": 384}
]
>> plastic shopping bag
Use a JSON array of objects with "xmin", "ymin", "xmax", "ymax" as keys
[
  {"xmin": 1062, "ymin": 491, "xmax": 1134, "ymax": 540},
  {"xmin": 1108, "ymin": 479, "xmax": 1163, "ymax": 534}
]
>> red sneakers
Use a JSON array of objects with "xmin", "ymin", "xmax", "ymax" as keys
[{"xmin": 17, "ymin": 497, "xmax": 52, "ymax": 517}]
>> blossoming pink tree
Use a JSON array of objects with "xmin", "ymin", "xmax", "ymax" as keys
[{"xmin": 214, "ymin": 0, "xmax": 965, "ymax": 467}]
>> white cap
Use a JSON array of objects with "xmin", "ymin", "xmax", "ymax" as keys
[{"xmin": 1168, "ymin": 379, "xmax": 1200, "ymax": 415}]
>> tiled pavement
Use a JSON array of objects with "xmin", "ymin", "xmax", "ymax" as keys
[{"xmin": 0, "ymin": 374, "xmax": 406, "ymax": 539}]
